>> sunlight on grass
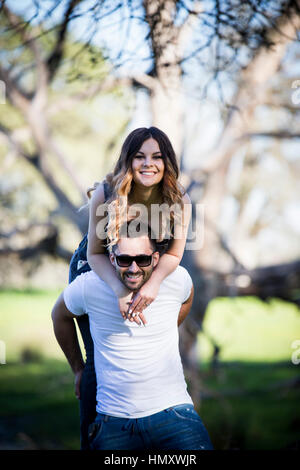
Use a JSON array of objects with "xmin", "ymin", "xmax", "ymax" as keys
[
  {"xmin": 0, "ymin": 288, "xmax": 85, "ymax": 362},
  {"xmin": 0, "ymin": 289, "xmax": 63, "ymax": 362},
  {"xmin": 198, "ymin": 297, "xmax": 300, "ymax": 362}
]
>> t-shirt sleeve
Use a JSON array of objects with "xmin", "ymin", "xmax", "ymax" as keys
[
  {"xmin": 182, "ymin": 268, "xmax": 193, "ymax": 303},
  {"xmin": 63, "ymin": 274, "xmax": 87, "ymax": 316}
]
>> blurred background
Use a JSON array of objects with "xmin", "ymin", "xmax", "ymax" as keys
[{"xmin": 0, "ymin": 0, "xmax": 300, "ymax": 450}]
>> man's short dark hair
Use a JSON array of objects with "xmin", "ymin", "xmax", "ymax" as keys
[{"xmin": 111, "ymin": 220, "xmax": 157, "ymax": 253}]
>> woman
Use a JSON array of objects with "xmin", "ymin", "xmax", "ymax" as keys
[{"xmin": 69, "ymin": 126, "xmax": 191, "ymax": 449}]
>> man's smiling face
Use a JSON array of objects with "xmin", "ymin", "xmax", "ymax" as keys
[{"xmin": 109, "ymin": 236, "xmax": 159, "ymax": 291}]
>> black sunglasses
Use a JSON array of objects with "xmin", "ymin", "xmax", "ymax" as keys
[{"xmin": 115, "ymin": 253, "xmax": 155, "ymax": 268}]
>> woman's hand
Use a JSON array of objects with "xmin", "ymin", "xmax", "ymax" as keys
[
  {"xmin": 127, "ymin": 278, "xmax": 160, "ymax": 322},
  {"xmin": 117, "ymin": 287, "xmax": 146, "ymax": 326}
]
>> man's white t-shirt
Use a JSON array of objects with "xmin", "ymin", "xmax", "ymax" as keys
[{"xmin": 63, "ymin": 265, "xmax": 193, "ymax": 418}]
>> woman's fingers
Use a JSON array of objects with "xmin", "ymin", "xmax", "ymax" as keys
[
  {"xmin": 138, "ymin": 312, "xmax": 147, "ymax": 326},
  {"xmin": 131, "ymin": 313, "xmax": 141, "ymax": 326},
  {"xmin": 128, "ymin": 293, "xmax": 142, "ymax": 315},
  {"xmin": 119, "ymin": 292, "xmax": 150, "ymax": 326},
  {"xmin": 129, "ymin": 311, "xmax": 147, "ymax": 326},
  {"xmin": 129, "ymin": 296, "xmax": 153, "ymax": 315}
]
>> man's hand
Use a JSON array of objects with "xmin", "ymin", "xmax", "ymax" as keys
[{"xmin": 74, "ymin": 368, "xmax": 84, "ymax": 399}]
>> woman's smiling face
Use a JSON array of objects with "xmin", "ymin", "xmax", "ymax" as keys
[{"xmin": 131, "ymin": 138, "xmax": 165, "ymax": 188}]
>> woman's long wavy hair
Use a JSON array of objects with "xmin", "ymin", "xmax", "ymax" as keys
[{"xmin": 87, "ymin": 127, "xmax": 185, "ymax": 247}]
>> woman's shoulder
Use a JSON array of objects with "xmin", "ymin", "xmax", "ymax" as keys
[
  {"xmin": 90, "ymin": 179, "xmax": 113, "ymax": 203},
  {"xmin": 102, "ymin": 178, "xmax": 113, "ymax": 200},
  {"xmin": 177, "ymin": 181, "xmax": 190, "ymax": 204},
  {"xmin": 89, "ymin": 181, "xmax": 106, "ymax": 205},
  {"xmin": 181, "ymin": 190, "xmax": 191, "ymax": 204}
]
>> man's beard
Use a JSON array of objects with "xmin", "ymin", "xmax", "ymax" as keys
[{"xmin": 122, "ymin": 271, "xmax": 145, "ymax": 291}]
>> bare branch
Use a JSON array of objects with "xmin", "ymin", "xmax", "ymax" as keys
[
  {"xmin": 47, "ymin": 0, "xmax": 83, "ymax": 82},
  {"xmin": 197, "ymin": 13, "xmax": 300, "ymax": 175},
  {"xmin": 132, "ymin": 72, "xmax": 157, "ymax": 91},
  {"xmin": 204, "ymin": 218, "xmax": 246, "ymax": 270},
  {"xmin": 0, "ymin": 123, "xmax": 87, "ymax": 234},
  {"xmin": 0, "ymin": 222, "xmax": 54, "ymax": 239},
  {"xmin": 241, "ymin": 131, "xmax": 300, "ymax": 140},
  {"xmin": 2, "ymin": 3, "xmax": 49, "ymax": 103},
  {"xmin": 0, "ymin": 65, "xmax": 30, "ymax": 111},
  {"xmin": 0, "ymin": 223, "xmax": 73, "ymax": 262}
]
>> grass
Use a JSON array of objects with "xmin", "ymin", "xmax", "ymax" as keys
[
  {"xmin": 198, "ymin": 361, "xmax": 300, "ymax": 450},
  {"xmin": 0, "ymin": 360, "xmax": 80, "ymax": 450},
  {"xmin": 198, "ymin": 296, "xmax": 300, "ymax": 363},
  {"xmin": 0, "ymin": 288, "xmax": 64, "ymax": 362},
  {"xmin": 0, "ymin": 288, "xmax": 299, "ymax": 450},
  {"xmin": 1, "ymin": 359, "xmax": 299, "ymax": 450}
]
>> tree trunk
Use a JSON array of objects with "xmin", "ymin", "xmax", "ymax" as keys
[{"xmin": 144, "ymin": 0, "xmax": 185, "ymax": 157}]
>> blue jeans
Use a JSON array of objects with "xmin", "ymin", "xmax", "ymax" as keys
[
  {"xmin": 69, "ymin": 239, "xmax": 96, "ymax": 450},
  {"xmin": 88, "ymin": 404, "xmax": 213, "ymax": 450}
]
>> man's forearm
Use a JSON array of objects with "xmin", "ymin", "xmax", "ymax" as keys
[
  {"xmin": 178, "ymin": 287, "xmax": 194, "ymax": 326},
  {"xmin": 52, "ymin": 314, "xmax": 84, "ymax": 373},
  {"xmin": 178, "ymin": 302, "xmax": 191, "ymax": 326}
]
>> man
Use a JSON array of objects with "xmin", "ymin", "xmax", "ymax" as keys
[{"xmin": 51, "ymin": 224, "xmax": 213, "ymax": 450}]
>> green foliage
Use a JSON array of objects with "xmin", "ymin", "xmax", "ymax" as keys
[{"xmin": 55, "ymin": 39, "xmax": 110, "ymax": 91}]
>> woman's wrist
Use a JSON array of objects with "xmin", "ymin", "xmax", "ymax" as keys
[{"xmin": 147, "ymin": 268, "xmax": 165, "ymax": 285}]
